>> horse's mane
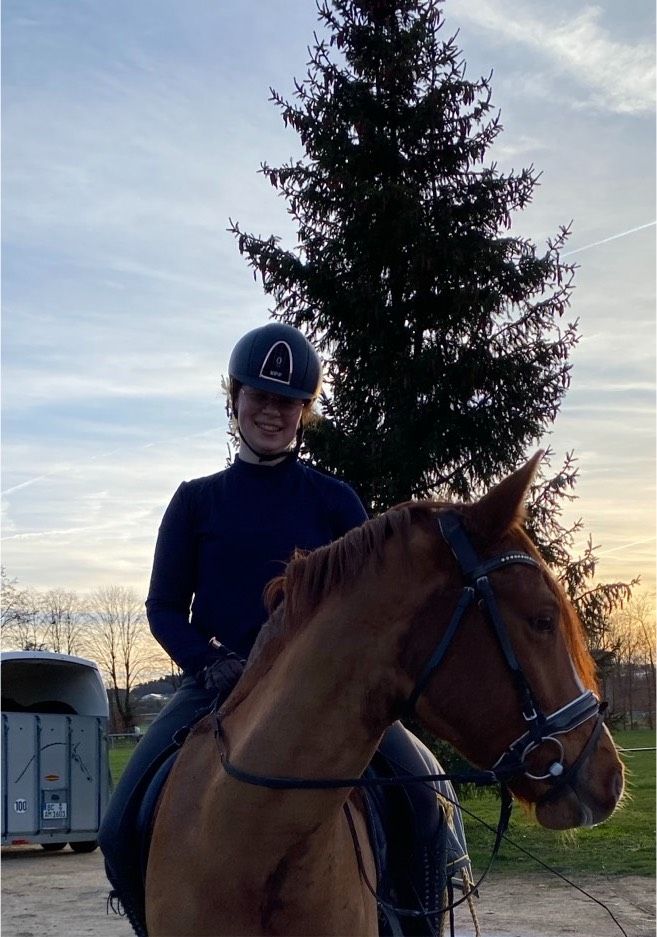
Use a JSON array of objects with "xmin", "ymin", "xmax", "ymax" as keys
[
  {"xmin": 221, "ymin": 502, "xmax": 598, "ymax": 716},
  {"xmin": 267, "ymin": 503, "xmax": 423, "ymax": 624}
]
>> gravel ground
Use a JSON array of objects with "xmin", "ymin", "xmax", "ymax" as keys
[{"xmin": 1, "ymin": 845, "xmax": 654, "ymax": 937}]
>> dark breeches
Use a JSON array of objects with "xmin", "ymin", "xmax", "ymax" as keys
[{"xmin": 100, "ymin": 674, "xmax": 214, "ymax": 843}]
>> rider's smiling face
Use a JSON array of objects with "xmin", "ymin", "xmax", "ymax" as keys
[{"xmin": 237, "ymin": 386, "xmax": 304, "ymax": 455}]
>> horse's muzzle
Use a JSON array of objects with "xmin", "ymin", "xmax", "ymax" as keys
[{"xmin": 533, "ymin": 726, "xmax": 624, "ymax": 830}]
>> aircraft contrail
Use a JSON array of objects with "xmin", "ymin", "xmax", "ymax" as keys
[
  {"xmin": 562, "ymin": 221, "xmax": 655, "ymax": 257},
  {"xmin": 0, "ymin": 449, "xmax": 122, "ymax": 497},
  {"xmin": 1, "ymin": 473, "xmax": 58, "ymax": 496},
  {"xmin": 596, "ymin": 536, "xmax": 656, "ymax": 557},
  {"xmin": 1, "ymin": 430, "xmax": 221, "ymax": 499}
]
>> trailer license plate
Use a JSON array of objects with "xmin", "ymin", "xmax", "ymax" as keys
[{"xmin": 42, "ymin": 802, "xmax": 67, "ymax": 820}]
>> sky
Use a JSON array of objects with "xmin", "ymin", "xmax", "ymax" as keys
[{"xmin": 2, "ymin": 0, "xmax": 655, "ymax": 605}]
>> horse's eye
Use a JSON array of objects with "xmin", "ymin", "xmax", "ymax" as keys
[{"xmin": 531, "ymin": 616, "xmax": 555, "ymax": 633}]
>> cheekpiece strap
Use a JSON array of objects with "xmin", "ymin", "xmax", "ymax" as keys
[
  {"xmin": 437, "ymin": 509, "xmax": 544, "ymax": 724},
  {"xmin": 437, "ymin": 511, "xmax": 482, "ymax": 576},
  {"xmin": 404, "ymin": 585, "xmax": 476, "ymax": 715},
  {"xmin": 438, "ymin": 512, "xmax": 540, "ymax": 581}
]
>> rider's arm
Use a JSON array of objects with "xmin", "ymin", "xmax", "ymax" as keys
[
  {"xmin": 330, "ymin": 480, "xmax": 369, "ymax": 537},
  {"xmin": 145, "ymin": 482, "xmax": 212, "ymax": 674}
]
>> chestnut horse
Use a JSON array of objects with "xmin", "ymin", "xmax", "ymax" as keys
[{"xmin": 145, "ymin": 454, "xmax": 624, "ymax": 936}]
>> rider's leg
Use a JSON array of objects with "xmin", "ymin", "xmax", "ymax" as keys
[{"xmin": 98, "ymin": 674, "xmax": 215, "ymax": 911}]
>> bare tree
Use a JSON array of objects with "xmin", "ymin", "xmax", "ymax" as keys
[
  {"xmin": 1, "ymin": 571, "xmax": 48, "ymax": 651},
  {"xmin": 84, "ymin": 586, "xmax": 156, "ymax": 732},
  {"xmin": 41, "ymin": 588, "xmax": 85, "ymax": 655},
  {"xmin": 609, "ymin": 592, "xmax": 656, "ymax": 729},
  {"xmin": 1, "ymin": 567, "xmax": 26, "ymax": 640},
  {"xmin": 636, "ymin": 603, "xmax": 656, "ymax": 730}
]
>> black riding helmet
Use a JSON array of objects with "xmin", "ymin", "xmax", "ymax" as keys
[
  {"xmin": 228, "ymin": 323, "xmax": 322, "ymax": 462},
  {"xmin": 228, "ymin": 322, "xmax": 322, "ymax": 404}
]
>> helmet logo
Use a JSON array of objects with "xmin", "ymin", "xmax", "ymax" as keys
[{"xmin": 260, "ymin": 341, "xmax": 293, "ymax": 385}]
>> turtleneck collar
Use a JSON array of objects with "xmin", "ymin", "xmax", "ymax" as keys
[
  {"xmin": 236, "ymin": 442, "xmax": 294, "ymax": 468},
  {"xmin": 233, "ymin": 452, "xmax": 298, "ymax": 474}
]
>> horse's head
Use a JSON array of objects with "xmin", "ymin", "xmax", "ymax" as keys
[{"xmin": 403, "ymin": 453, "xmax": 624, "ymax": 830}]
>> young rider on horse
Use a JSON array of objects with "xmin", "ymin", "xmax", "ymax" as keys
[
  {"xmin": 146, "ymin": 321, "xmax": 368, "ymax": 706},
  {"xmin": 99, "ymin": 325, "xmax": 367, "ymax": 906},
  {"xmin": 99, "ymin": 322, "xmax": 469, "ymax": 935}
]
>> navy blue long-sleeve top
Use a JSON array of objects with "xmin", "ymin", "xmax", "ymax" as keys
[{"xmin": 145, "ymin": 456, "xmax": 368, "ymax": 672}]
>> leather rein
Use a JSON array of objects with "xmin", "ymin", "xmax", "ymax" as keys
[
  {"xmin": 216, "ymin": 510, "xmax": 605, "ymax": 797},
  {"xmin": 212, "ymin": 510, "xmax": 607, "ymax": 925}
]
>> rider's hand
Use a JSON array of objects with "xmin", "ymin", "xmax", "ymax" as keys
[{"xmin": 197, "ymin": 639, "xmax": 244, "ymax": 695}]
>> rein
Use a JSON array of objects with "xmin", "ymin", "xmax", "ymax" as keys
[
  {"xmin": 213, "ymin": 509, "xmax": 611, "ymax": 930},
  {"xmin": 214, "ymin": 715, "xmax": 514, "ymax": 932},
  {"xmin": 215, "ymin": 715, "xmax": 517, "ymax": 789},
  {"xmin": 342, "ymin": 785, "xmax": 513, "ymax": 928}
]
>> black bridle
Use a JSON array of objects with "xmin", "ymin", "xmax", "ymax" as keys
[{"xmin": 406, "ymin": 511, "xmax": 605, "ymax": 800}]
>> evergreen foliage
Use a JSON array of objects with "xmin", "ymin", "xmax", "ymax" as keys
[
  {"xmin": 231, "ymin": 0, "xmax": 578, "ymax": 512},
  {"xmin": 231, "ymin": 0, "xmax": 635, "ymax": 647}
]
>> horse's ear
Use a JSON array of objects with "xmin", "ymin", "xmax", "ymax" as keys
[{"xmin": 468, "ymin": 451, "xmax": 544, "ymax": 543}]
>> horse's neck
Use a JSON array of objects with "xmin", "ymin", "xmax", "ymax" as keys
[
  {"xmin": 220, "ymin": 529, "xmax": 443, "ymax": 831},
  {"xmin": 223, "ymin": 605, "xmax": 404, "ymax": 786}
]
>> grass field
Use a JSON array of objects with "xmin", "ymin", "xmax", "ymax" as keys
[
  {"xmin": 109, "ymin": 728, "xmax": 655, "ymax": 876},
  {"xmin": 459, "ymin": 728, "xmax": 655, "ymax": 876},
  {"xmin": 109, "ymin": 740, "xmax": 140, "ymax": 785}
]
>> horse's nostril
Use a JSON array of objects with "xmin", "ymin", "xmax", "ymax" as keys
[{"xmin": 613, "ymin": 768, "xmax": 624, "ymax": 800}]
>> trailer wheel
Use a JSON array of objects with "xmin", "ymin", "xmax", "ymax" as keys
[
  {"xmin": 41, "ymin": 842, "xmax": 66, "ymax": 851},
  {"xmin": 70, "ymin": 840, "xmax": 98, "ymax": 853}
]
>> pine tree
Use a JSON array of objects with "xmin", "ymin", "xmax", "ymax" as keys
[{"xmin": 231, "ymin": 0, "xmax": 578, "ymax": 512}]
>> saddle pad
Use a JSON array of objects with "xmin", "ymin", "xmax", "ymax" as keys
[{"xmin": 137, "ymin": 751, "xmax": 178, "ymax": 885}]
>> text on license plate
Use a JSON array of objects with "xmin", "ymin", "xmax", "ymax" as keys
[{"xmin": 42, "ymin": 803, "xmax": 67, "ymax": 820}]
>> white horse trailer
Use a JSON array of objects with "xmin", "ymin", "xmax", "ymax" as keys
[{"xmin": 1, "ymin": 650, "xmax": 110, "ymax": 852}]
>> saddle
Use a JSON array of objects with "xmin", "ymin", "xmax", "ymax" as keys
[{"xmin": 106, "ymin": 719, "xmax": 472, "ymax": 937}]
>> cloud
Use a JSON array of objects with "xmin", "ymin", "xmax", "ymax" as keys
[
  {"xmin": 2, "ymin": 0, "xmax": 653, "ymax": 601},
  {"xmin": 0, "ymin": 428, "xmax": 228, "ymax": 593},
  {"xmin": 488, "ymin": 134, "xmax": 548, "ymax": 161},
  {"xmin": 454, "ymin": 1, "xmax": 655, "ymax": 115}
]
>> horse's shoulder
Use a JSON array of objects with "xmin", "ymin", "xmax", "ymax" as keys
[{"xmin": 185, "ymin": 711, "xmax": 216, "ymax": 741}]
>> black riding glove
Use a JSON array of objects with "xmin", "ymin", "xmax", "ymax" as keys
[{"xmin": 197, "ymin": 640, "xmax": 245, "ymax": 697}]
